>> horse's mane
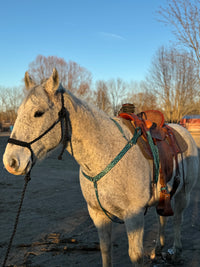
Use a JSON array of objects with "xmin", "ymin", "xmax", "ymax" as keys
[{"xmin": 23, "ymin": 81, "xmax": 108, "ymax": 125}]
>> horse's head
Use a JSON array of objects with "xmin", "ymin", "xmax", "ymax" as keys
[{"xmin": 3, "ymin": 68, "xmax": 65, "ymax": 175}]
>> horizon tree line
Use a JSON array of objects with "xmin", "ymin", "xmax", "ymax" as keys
[{"xmin": 0, "ymin": 49, "xmax": 200, "ymax": 126}]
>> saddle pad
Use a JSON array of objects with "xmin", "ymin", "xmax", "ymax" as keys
[{"xmin": 167, "ymin": 126, "xmax": 188, "ymax": 153}]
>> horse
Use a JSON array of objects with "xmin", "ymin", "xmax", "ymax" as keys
[{"xmin": 3, "ymin": 69, "xmax": 199, "ymax": 266}]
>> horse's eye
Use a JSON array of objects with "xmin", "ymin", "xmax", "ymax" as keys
[{"xmin": 34, "ymin": 111, "xmax": 44, "ymax": 117}]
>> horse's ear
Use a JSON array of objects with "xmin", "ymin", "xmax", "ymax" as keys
[
  {"xmin": 45, "ymin": 68, "xmax": 60, "ymax": 97},
  {"xmin": 24, "ymin": 72, "xmax": 36, "ymax": 90}
]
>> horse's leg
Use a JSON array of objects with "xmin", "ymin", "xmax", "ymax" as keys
[
  {"xmin": 150, "ymin": 214, "xmax": 167, "ymax": 259},
  {"xmin": 172, "ymin": 187, "xmax": 189, "ymax": 261},
  {"xmin": 125, "ymin": 209, "xmax": 144, "ymax": 266},
  {"xmin": 88, "ymin": 205, "xmax": 112, "ymax": 267}
]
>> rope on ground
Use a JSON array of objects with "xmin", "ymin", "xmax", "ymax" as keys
[{"xmin": 1, "ymin": 173, "xmax": 31, "ymax": 267}]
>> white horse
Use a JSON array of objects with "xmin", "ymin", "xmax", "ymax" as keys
[{"xmin": 3, "ymin": 69, "xmax": 199, "ymax": 266}]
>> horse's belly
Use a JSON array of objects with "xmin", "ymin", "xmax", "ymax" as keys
[{"xmin": 79, "ymin": 158, "xmax": 151, "ymax": 218}]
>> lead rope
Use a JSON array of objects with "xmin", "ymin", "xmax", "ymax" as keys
[
  {"xmin": 2, "ymin": 172, "xmax": 31, "ymax": 267},
  {"xmin": 2, "ymin": 92, "xmax": 71, "ymax": 266},
  {"xmin": 58, "ymin": 93, "xmax": 73, "ymax": 159}
]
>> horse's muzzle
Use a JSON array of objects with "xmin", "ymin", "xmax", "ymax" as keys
[{"xmin": 3, "ymin": 149, "xmax": 32, "ymax": 176}]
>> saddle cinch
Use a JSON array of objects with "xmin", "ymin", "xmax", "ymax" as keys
[{"xmin": 118, "ymin": 106, "xmax": 188, "ymax": 216}]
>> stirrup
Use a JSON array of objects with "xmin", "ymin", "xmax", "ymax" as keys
[{"xmin": 156, "ymin": 190, "xmax": 174, "ymax": 216}]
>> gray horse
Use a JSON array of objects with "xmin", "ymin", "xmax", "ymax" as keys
[{"xmin": 3, "ymin": 69, "xmax": 199, "ymax": 266}]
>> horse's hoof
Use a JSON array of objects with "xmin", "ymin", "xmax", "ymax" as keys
[
  {"xmin": 165, "ymin": 248, "xmax": 183, "ymax": 264},
  {"xmin": 150, "ymin": 250, "xmax": 156, "ymax": 260},
  {"xmin": 171, "ymin": 253, "xmax": 184, "ymax": 264},
  {"xmin": 150, "ymin": 246, "xmax": 162, "ymax": 260}
]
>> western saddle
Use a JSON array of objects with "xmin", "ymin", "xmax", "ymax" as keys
[{"xmin": 118, "ymin": 104, "xmax": 188, "ymax": 216}]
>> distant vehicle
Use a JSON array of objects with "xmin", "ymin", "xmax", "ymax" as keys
[{"xmin": 179, "ymin": 115, "xmax": 200, "ymax": 132}]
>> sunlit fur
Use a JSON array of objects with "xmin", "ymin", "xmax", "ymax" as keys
[{"xmin": 3, "ymin": 69, "xmax": 199, "ymax": 266}]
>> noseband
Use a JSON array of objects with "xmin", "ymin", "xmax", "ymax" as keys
[{"xmin": 7, "ymin": 91, "xmax": 72, "ymax": 167}]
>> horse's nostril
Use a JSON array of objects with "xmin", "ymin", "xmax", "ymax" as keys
[{"xmin": 10, "ymin": 158, "xmax": 18, "ymax": 170}]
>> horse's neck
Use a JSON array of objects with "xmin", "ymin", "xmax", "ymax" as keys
[{"xmin": 65, "ymin": 95, "xmax": 126, "ymax": 173}]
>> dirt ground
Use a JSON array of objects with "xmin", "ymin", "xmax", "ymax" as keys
[{"xmin": 0, "ymin": 133, "xmax": 200, "ymax": 267}]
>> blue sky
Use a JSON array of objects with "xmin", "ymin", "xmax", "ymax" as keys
[{"xmin": 0, "ymin": 0, "xmax": 174, "ymax": 88}]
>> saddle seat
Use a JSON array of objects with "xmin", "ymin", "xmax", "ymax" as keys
[{"xmin": 118, "ymin": 109, "xmax": 188, "ymax": 216}]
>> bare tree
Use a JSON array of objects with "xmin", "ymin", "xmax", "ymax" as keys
[
  {"xmin": 28, "ymin": 55, "xmax": 68, "ymax": 84},
  {"xmin": 107, "ymin": 78, "xmax": 127, "ymax": 115},
  {"xmin": 93, "ymin": 80, "xmax": 111, "ymax": 114},
  {"xmin": 28, "ymin": 55, "xmax": 92, "ymax": 98},
  {"xmin": 146, "ymin": 46, "xmax": 200, "ymax": 122},
  {"xmin": 158, "ymin": 0, "xmax": 200, "ymax": 64},
  {"xmin": 66, "ymin": 61, "xmax": 92, "ymax": 98},
  {"xmin": 126, "ymin": 81, "xmax": 158, "ymax": 113},
  {"xmin": 0, "ymin": 86, "xmax": 24, "ymax": 123}
]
